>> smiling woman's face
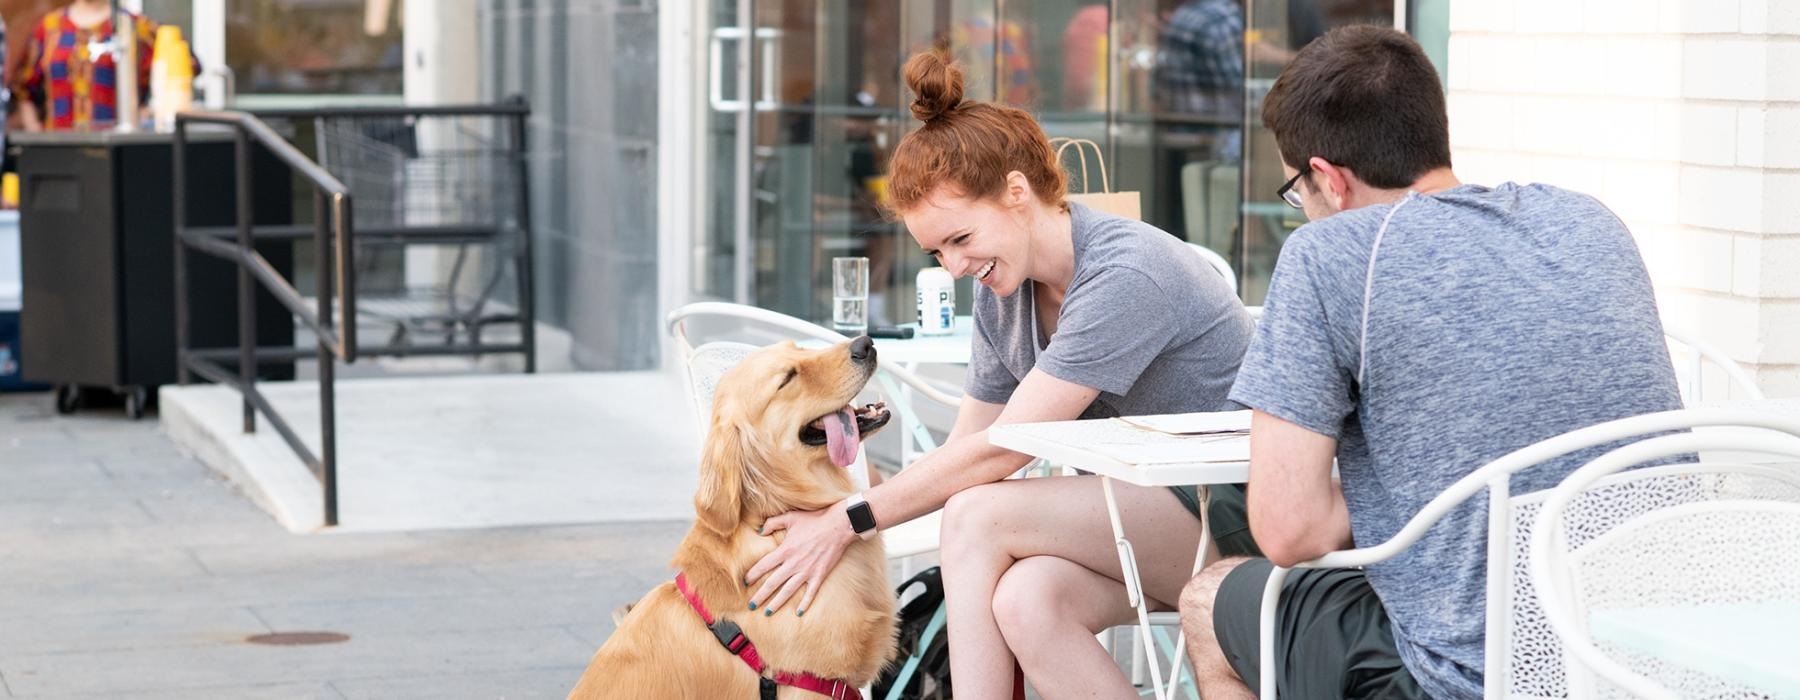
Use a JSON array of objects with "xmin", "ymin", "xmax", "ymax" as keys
[{"xmin": 903, "ymin": 187, "xmax": 1033, "ymax": 298}]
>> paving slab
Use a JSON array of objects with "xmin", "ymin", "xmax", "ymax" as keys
[
  {"xmin": 159, "ymin": 372, "xmax": 702, "ymax": 533},
  {"xmin": 0, "ymin": 392, "xmax": 691, "ymax": 698}
]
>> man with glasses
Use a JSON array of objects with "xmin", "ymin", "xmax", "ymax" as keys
[{"xmin": 1176, "ymin": 25, "xmax": 1681, "ymax": 700}]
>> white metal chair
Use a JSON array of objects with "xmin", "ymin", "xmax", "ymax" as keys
[
  {"xmin": 1529, "ymin": 423, "xmax": 1800, "ymax": 699},
  {"xmin": 1187, "ymin": 242, "xmax": 1238, "ymax": 297},
  {"xmin": 1255, "ymin": 409, "xmax": 1800, "ymax": 700},
  {"xmin": 1664, "ymin": 326, "xmax": 1764, "ymax": 402}
]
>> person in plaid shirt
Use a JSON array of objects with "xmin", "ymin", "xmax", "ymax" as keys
[
  {"xmin": 11, "ymin": 0, "xmax": 161, "ymax": 132},
  {"xmin": 1154, "ymin": 0, "xmax": 1245, "ymax": 157}
]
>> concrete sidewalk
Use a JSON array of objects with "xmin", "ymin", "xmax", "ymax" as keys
[{"xmin": 0, "ymin": 392, "xmax": 688, "ymax": 699}]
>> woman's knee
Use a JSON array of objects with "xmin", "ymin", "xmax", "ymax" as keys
[
  {"xmin": 940, "ymin": 482, "xmax": 1010, "ymax": 551},
  {"xmin": 990, "ymin": 561, "xmax": 1077, "ymax": 646}
]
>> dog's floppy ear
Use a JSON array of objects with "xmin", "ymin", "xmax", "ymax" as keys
[{"xmin": 695, "ymin": 419, "xmax": 746, "ymax": 534}]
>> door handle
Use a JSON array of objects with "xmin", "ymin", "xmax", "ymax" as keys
[{"xmin": 709, "ymin": 26, "xmax": 784, "ymax": 113}]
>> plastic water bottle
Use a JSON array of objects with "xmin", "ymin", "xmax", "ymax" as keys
[{"xmin": 916, "ymin": 266, "xmax": 955, "ymax": 336}]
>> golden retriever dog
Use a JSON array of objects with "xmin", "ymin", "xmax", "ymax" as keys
[{"xmin": 569, "ymin": 336, "xmax": 898, "ymax": 699}]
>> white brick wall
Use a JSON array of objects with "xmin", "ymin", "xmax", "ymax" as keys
[{"xmin": 1450, "ymin": 0, "xmax": 1799, "ymax": 395}]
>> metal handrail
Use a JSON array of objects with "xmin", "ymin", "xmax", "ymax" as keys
[
  {"xmin": 177, "ymin": 110, "xmax": 359, "ymax": 360},
  {"xmin": 172, "ymin": 101, "xmax": 535, "ymax": 528},
  {"xmin": 174, "ymin": 109, "xmax": 359, "ymax": 527}
]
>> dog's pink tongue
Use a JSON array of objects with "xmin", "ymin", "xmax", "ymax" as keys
[{"xmin": 823, "ymin": 407, "xmax": 861, "ymax": 467}]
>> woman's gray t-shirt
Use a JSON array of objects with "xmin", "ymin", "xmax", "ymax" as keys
[{"xmin": 965, "ymin": 202, "xmax": 1252, "ymax": 420}]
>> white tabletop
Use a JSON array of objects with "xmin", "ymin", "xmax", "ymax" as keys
[
  {"xmin": 871, "ymin": 317, "xmax": 974, "ymax": 365},
  {"xmin": 989, "ymin": 417, "xmax": 1249, "ymax": 486},
  {"xmin": 1589, "ymin": 601, "xmax": 1800, "ymax": 694}
]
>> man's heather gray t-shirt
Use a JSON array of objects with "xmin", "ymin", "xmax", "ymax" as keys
[
  {"xmin": 1230, "ymin": 183, "xmax": 1681, "ymax": 699},
  {"xmin": 966, "ymin": 201, "xmax": 1252, "ymax": 420}
]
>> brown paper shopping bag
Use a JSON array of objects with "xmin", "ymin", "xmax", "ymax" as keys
[{"xmin": 1052, "ymin": 137, "xmax": 1141, "ymax": 220}]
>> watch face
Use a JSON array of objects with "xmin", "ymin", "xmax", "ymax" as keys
[{"xmin": 848, "ymin": 501, "xmax": 877, "ymax": 533}]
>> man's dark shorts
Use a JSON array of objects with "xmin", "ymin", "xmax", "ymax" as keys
[
  {"xmin": 1172, "ymin": 483, "xmax": 1261, "ymax": 557},
  {"xmin": 1212, "ymin": 558, "xmax": 1428, "ymax": 699}
]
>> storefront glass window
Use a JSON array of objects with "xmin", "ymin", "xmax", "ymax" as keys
[
  {"xmin": 695, "ymin": 0, "xmax": 1411, "ymax": 321},
  {"xmin": 226, "ymin": 0, "xmax": 404, "ymax": 95}
]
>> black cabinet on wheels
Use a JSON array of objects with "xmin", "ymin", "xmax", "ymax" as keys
[{"xmin": 14, "ymin": 131, "xmax": 294, "ymax": 419}]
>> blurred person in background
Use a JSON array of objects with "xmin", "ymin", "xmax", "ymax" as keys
[{"xmin": 9, "ymin": 0, "xmax": 169, "ymax": 131}]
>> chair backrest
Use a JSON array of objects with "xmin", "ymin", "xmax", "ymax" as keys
[
  {"xmin": 1186, "ymin": 242, "xmax": 1238, "ymax": 296},
  {"xmin": 1664, "ymin": 326, "xmax": 1764, "ymax": 402},
  {"xmin": 1179, "ymin": 161, "xmax": 1240, "ymax": 252},
  {"xmin": 1282, "ymin": 409, "xmax": 1800, "ymax": 700},
  {"xmin": 1529, "ymin": 429, "xmax": 1800, "ymax": 699},
  {"xmin": 680, "ymin": 340, "xmax": 758, "ymax": 436},
  {"xmin": 668, "ymin": 302, "xmax": 963, "ymax": 408}
]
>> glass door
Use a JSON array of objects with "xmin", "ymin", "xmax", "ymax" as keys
[{"xmin": 698, "ymin": 0, "xmax": 993, "ymax": 324}]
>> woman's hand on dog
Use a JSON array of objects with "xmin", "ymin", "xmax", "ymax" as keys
[{"xmin": 745, "ymin": 502, "xmax": 857, "ymax": 616}]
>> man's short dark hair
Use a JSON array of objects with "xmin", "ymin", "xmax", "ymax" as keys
[{"xmin": 1261, "ymin": 25, "xmax": 1451, "ymax": 189}]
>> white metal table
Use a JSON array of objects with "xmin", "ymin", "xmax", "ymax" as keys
[
  {"xmin": 865, "ymin": 318, "xmax": 973, "ymax": 465},
  {"xmin": 868, "ymin": 317, "xmax": 973, "ymax": 365},
  {"xmin": 1588, "ymin": 601, "xmax": 1800, "ymax": 694},
  {"xmin": 990, "ymin": 415, "xmax": 1251, "ymax": 700}
]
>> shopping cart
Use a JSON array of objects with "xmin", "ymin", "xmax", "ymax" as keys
[{"xmin": 263, "ymin": 103, "xmax": 535, "ymax": 366}]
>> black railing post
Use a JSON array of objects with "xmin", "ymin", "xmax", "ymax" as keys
[
  {"xmin": 315, "ymin": 189, "xmax": 338, "ymax": 526},
  {"xmin": 337, "ymin": 195, "xmax": 356, "ymax": 362},
  {"xmin": 508, "ymin": 97, "xmax": 537, "ymax": 373},
  {"xmin": 235, "ymin": 128, "xmax": 257, "ymax": 434},
  {"xmin": 173, "ymin": 119, "xmax": 191, "ymax": 385}
]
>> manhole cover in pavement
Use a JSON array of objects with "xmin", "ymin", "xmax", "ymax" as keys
[{"xmin": 246, "ymin": 631, "xmax": 350, "ymax": 646}]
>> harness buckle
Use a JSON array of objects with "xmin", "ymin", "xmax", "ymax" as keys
[{"xmin": 710, "ymin": 618, "xmax": 748, "ymax": 655}]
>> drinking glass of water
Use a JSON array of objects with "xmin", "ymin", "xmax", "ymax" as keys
[{"xmin": 832, "ymin": 257, "xmax": 869, "ymax": 334}]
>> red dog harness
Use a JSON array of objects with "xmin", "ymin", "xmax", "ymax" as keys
[{"xmin": 675, "ymin": 572, "xmax": 863, "ymax": 700}]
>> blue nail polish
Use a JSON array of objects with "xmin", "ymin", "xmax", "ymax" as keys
[
  {"xmin": 764, "ymin": 608, "xmax": 774, "ymax": 617},
  {"xmin": 748, "ymin": 601, "xmax": 757, "ymax": 610},
  {"xmin": 796, "ymin": 609, "xmax": 805, "ymax": 618}
]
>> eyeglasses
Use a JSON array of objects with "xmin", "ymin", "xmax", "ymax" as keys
[{"xmin": 1277, "ymin": 165, "xmax": 1311, "ymax": 210}]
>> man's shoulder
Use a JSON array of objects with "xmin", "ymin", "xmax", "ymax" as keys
[{"xmin": 1282, "ymin": 203, "xmax": 1394, "ymax": 266}]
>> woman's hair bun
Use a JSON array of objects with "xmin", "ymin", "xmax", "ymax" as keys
[{"xmin": 905, "ymin": 50, "xmax": 964, "ymax": 123}]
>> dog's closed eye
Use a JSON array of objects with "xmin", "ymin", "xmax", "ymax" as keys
[{"xmin": 777, "ymin": 368, "xmax": 798, "ymax": 390}]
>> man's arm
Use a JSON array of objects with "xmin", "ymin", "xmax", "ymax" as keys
[{"xmin": 1247, "ymin": 410, "xmax": 1351, "ymax": 567}]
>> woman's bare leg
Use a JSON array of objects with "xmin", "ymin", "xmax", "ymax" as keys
[{"xmin": 939, "ymin": 476, "xmax": 1205, "ymax": 697}]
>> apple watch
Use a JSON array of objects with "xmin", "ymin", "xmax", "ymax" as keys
[{"xmin": 845, "ymin": 492, "xmax": 878, "ymax": 541}]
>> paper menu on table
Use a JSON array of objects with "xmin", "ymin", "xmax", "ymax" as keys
[
  {"xmin": 1114, "ymin": 410, "xmax": 1252, "ymax": 436},
  {"xmin": 1097, "ymin": 438, "xmax": 1250, "ymax": 464}
]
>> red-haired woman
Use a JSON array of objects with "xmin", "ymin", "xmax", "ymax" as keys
[{"xmin": 746, "ymin": 50, "xmax": 1260, "ymax": 697}]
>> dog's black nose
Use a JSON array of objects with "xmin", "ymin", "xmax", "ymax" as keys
[{"xmin": 849, "ymin": 335, "xmax": 875, "ymax": 363}]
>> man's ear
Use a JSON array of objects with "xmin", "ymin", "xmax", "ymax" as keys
[
  {"xmin": 695, "ymin": 419, "xmax": 745, "ymax": 534},
  {"xmin": 1309, "ymin": 156, "xmax": 1353, "ymax": 213}
]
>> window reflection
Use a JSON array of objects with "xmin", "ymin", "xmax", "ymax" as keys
[
  {"xmin": 1239, "ymin": 0, "xmax": 1391, "ymax": 300},
  {"xmin": 227, "ymin": 0, "xmax": 403, "ymax": 95}
]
